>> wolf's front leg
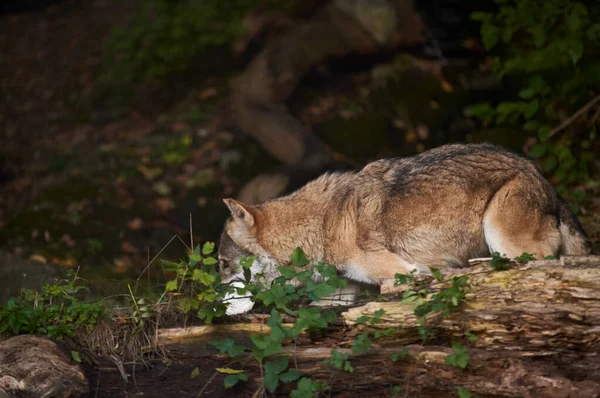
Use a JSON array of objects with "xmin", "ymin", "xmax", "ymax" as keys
[{"xmin": 223, "ymin": 281, "xmax": 255, "ymax": 315}]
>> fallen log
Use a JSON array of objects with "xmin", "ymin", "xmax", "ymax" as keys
[
  {"xmin": 156, "ymin": 257, "xmax": 600, "ymax": 397},
  {"xmin": 231, "ymin": 346, "xmax": 600, "ymax": 398},
  {"xmin": 344, "ymin": 258, "xmax": 600, "ymax": 353}
]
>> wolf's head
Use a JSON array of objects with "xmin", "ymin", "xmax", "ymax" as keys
[{"xmin": 218, "ymin": 198, "xmax": 280, "ymax": 284}]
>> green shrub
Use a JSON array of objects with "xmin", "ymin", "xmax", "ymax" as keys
[
  {"xmin": 468, "ymin": 0, "xmax": 600, "ymax": 208},
  {"xmin": 161, "ymin": 241, "xmax": 230, "ymax": 324},
  {"xmin": 0, "ymin": 271, "xmax": 104, "ymax": 339}
]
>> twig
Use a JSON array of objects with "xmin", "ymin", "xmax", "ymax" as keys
[
  {"xmin": 147, "ymin": 246, "xmax": 150, "ymax": 290},
  {"xmin": 548, "ymin": 94, "xmax": 600, "ymax": 139},
  {"xmin": 293, "ymin": 337, "xmax": 299, "ymax": 370},
  {"xmin": 135, "ymin": 234, "xmax": 191, "ymax": 284},
  {"xmin": 94, "ymin": 368, "xmax": 101, "ymax": 398},
  {"xmin": 189, "ymin": 213, "xmax": 194, "ymax": 252}
]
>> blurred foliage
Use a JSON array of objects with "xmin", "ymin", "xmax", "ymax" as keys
[
  {"xmin": 467, "ymin": 0, "xmax": 600, "ymax": 208},
  {"xmin": 99, "ymin": 0, "xmax": 293, "ymax": 90}
]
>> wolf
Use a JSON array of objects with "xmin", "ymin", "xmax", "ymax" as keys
[{"xmin": 218, "ymin": 143, "xmax": 591, "ymax": 314}]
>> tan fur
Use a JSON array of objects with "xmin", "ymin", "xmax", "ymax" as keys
[{"xmin": 218, "ymin": 143, "xmax": 591, "ymax": 292}]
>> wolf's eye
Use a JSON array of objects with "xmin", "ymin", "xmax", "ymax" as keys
[{"xmin": 218, "ymin": 259, "xmax": 229, "ymax": 271}]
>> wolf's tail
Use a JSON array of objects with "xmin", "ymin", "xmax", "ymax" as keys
[{"xmin": 558, "ymin": 195, "xmax": 592, "ymax": 255}]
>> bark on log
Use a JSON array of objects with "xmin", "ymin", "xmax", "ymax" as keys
[
  {"xmin": 232, "ymin": 346, "xmax": 600, "ymax": 398},
  {"xmin": 0, "ymin": 335, "xmax": 89, "ymax": 398},
  {"xmin": 344, "ymin": 259, "xmax": 600, "ymax": 352}
]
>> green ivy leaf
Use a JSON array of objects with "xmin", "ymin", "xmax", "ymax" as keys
[
  {"xmin": 202, "ymin": 242, "xmax": 215, "ymax": 255},
  {"xmin": 277, "ymin": 266, "xmax": 297, "ymax": 280},
  {"xmin": 458, "ymin": 386, "xmax": 472, "ymax": 398},
  {"xmin": 264, "ymin": 342, "xmax": 283, "ymax": 357},
  {"xmin": 291, "ymin": 378, "xmax": 327, "ymax": 398},
  {"xmin": 202, "ymin": 256, "xmax": 218, "ymax": 266},
  {"xmin": 264, "ymin": 356, "xmax": 289, "ymax": 392},
  {"xmin": 481, "ymin": 23, "xmax": 499, "ymax": 50},
  {"xmin": 189, "ymin": 253, "xmax": 202, "ymax": 262},
  {"xmin": 192, "ymin": 269, "xmax": 215, "ymax": 285},
  {"xmin": 543, "ymin": 156, "xmax": 558, "ymax": 173},
  {"xmin": 523, "ymin": 100, "xmax": 539, "ymax": 119},
  {"xmin": 239, "ymin": 256, "xmax": 256, "ymax": 268},
  {"xmin": 160, "ymin": 259, "xmax": 181, "ymax": 271},
  {"xmin": 392, "ymin": 347, "xmax": 409, "ymax": 362},
  {"xmin": 566, "ymin": 3, "xmax": 588, "ymax": 33},
  {"xmin": 210, "ymin": 338, "xmax": 246, "ymax": 357},
  {"xmin": 279, "ymin": 368, "xmax": 302, "ymax": 383},
  {"xmin": 537, "ymin": 125, "xmax": 551, "ymax": 141},
  {"xmin": 250, "ymin": 334, "xmax": 269, "ymax": 350},
  {"xmin": 528, "ymin": 143, "xmax": 547, "ymax": 158},
  {"xmin": 224, "ymin": 373, "xmax": 248, "ymax": 388},
  {"xmin": 265, "ymin": 356, "xmax": 289, "ymax": 375},
  {"xmin": 445, "ymin": 341, "xmax": 469, "ymax": 369},
  {"xmin": 165, "ymin": 280, "xmax": 178, "ymax": 292},
  {"xmin": 290, "ymin": 247, "xmax": 309, "ymax": 267},
  {"xmin": 429, "ymin": 267, "xmax": 443, "ymax": 281}
]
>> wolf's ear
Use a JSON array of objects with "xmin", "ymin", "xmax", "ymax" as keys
[{"xmin": 223, "ymin": 198, "xmax": 257, "ymax": 227}]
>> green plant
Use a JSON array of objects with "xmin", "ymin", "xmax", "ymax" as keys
[
  {"xmin": 445, "ymin": 341, "xmax": 470, "ymax": 369},
  {"xmin": 458, "ymin": 386, "xmax": 473, "ymax": 398},
  {"xmin": 491, "ymin": 251, "xmax": 541, "ymax": 271},
  {"xmin": 209, "ymin": 247, "xmax": 350, "ymax": 394},
  {"xmin": 395, "ymin": 268, "xmax": 469, "ymax": 343},
  {"xmin": 323, "ymin": 350, "xmax": 354, "ymax": 373},
  {"xmin": 161, "ymin": 241, "xmax": 229, "ymax": 324},
  {"xmin": 0, "ymin": 270, "xmax": 104, "ymax": 339},
  {"xmin": 490, "ymin": 252, "xmax": 512, "ymax": 271},
  {"xmin": 394, "ymin": 267, "xmax": 475, "ymax": 377},
  {"xmin": 468, "ymin": 0, "xmax": 600, "ymax": 209},
  {"xmin": 515, "ymin": 252, "xmax": 536, "ymax": 263}
]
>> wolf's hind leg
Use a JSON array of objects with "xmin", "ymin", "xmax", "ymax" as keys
[{"xmin": 483, "ymin": 177, "xmax": 561, "ymax": 259}]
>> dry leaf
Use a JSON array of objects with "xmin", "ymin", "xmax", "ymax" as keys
[
  {"xmin": 29, "ymin": 254, "xmax": 47, "ymax": 264},
  {"xmin": 416, "ymin": 123, "xmax": 429, "ymax": 140},
  {"xmin": 441, "ymin": 79, "xmax": 454, "ymax": 93},
  {"xmin": 113, "ymin": 256, "xmax": 132, "ymax": 274},
  {"xmin": 128, "ymin": 218, "xmax": 143, "ymax": 230},
  {"xmin": 154, "ymin": 198, "xmax": 175, "ymax": 213},
  {"xmin": 199, "ymin": 87, "xmax": 217, "ymax": 100},
  {"xmin": 121, "ymin": 241, "xmax": 137, "ymax": 254}
]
